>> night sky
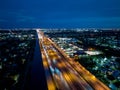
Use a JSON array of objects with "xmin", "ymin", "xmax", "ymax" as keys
[{"xmin": 0, "ymin": 0, "xmax": 120, "ymax": 28}]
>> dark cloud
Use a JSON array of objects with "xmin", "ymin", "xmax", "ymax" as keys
[{"xmin": 0, "ymin": 0, "xmax": 120, "ymax": 28}]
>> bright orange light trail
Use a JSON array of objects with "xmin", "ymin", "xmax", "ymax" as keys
[{"xmin": 37, "ymin": 30, "xmax": 110, "ymax": 90}]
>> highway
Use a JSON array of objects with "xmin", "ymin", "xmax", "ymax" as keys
[{"xmin": 37, "ymin": 30, "xmax": 110, "ymax": 90}]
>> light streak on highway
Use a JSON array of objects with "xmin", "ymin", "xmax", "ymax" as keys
[
  {"xmin": 37, "ymin": 30, "xmax": 110, "ymax": 90},
  {"xmin": 39, "ymin": 41, "xmax": 56, "ymax": 89}
]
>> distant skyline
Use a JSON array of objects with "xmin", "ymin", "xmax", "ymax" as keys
[{"xmin": 0, "ymin": 0, "xmax": 120, "ymax": 28}]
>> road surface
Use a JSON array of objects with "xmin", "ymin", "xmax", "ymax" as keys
[{"xmin": 37, "ymin": 29, "xmax": 110, "ymax": 90}]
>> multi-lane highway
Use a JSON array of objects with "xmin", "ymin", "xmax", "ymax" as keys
[{"xmin": 37, "ymin": 30, "xmax": 110, "ymax": 90}]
